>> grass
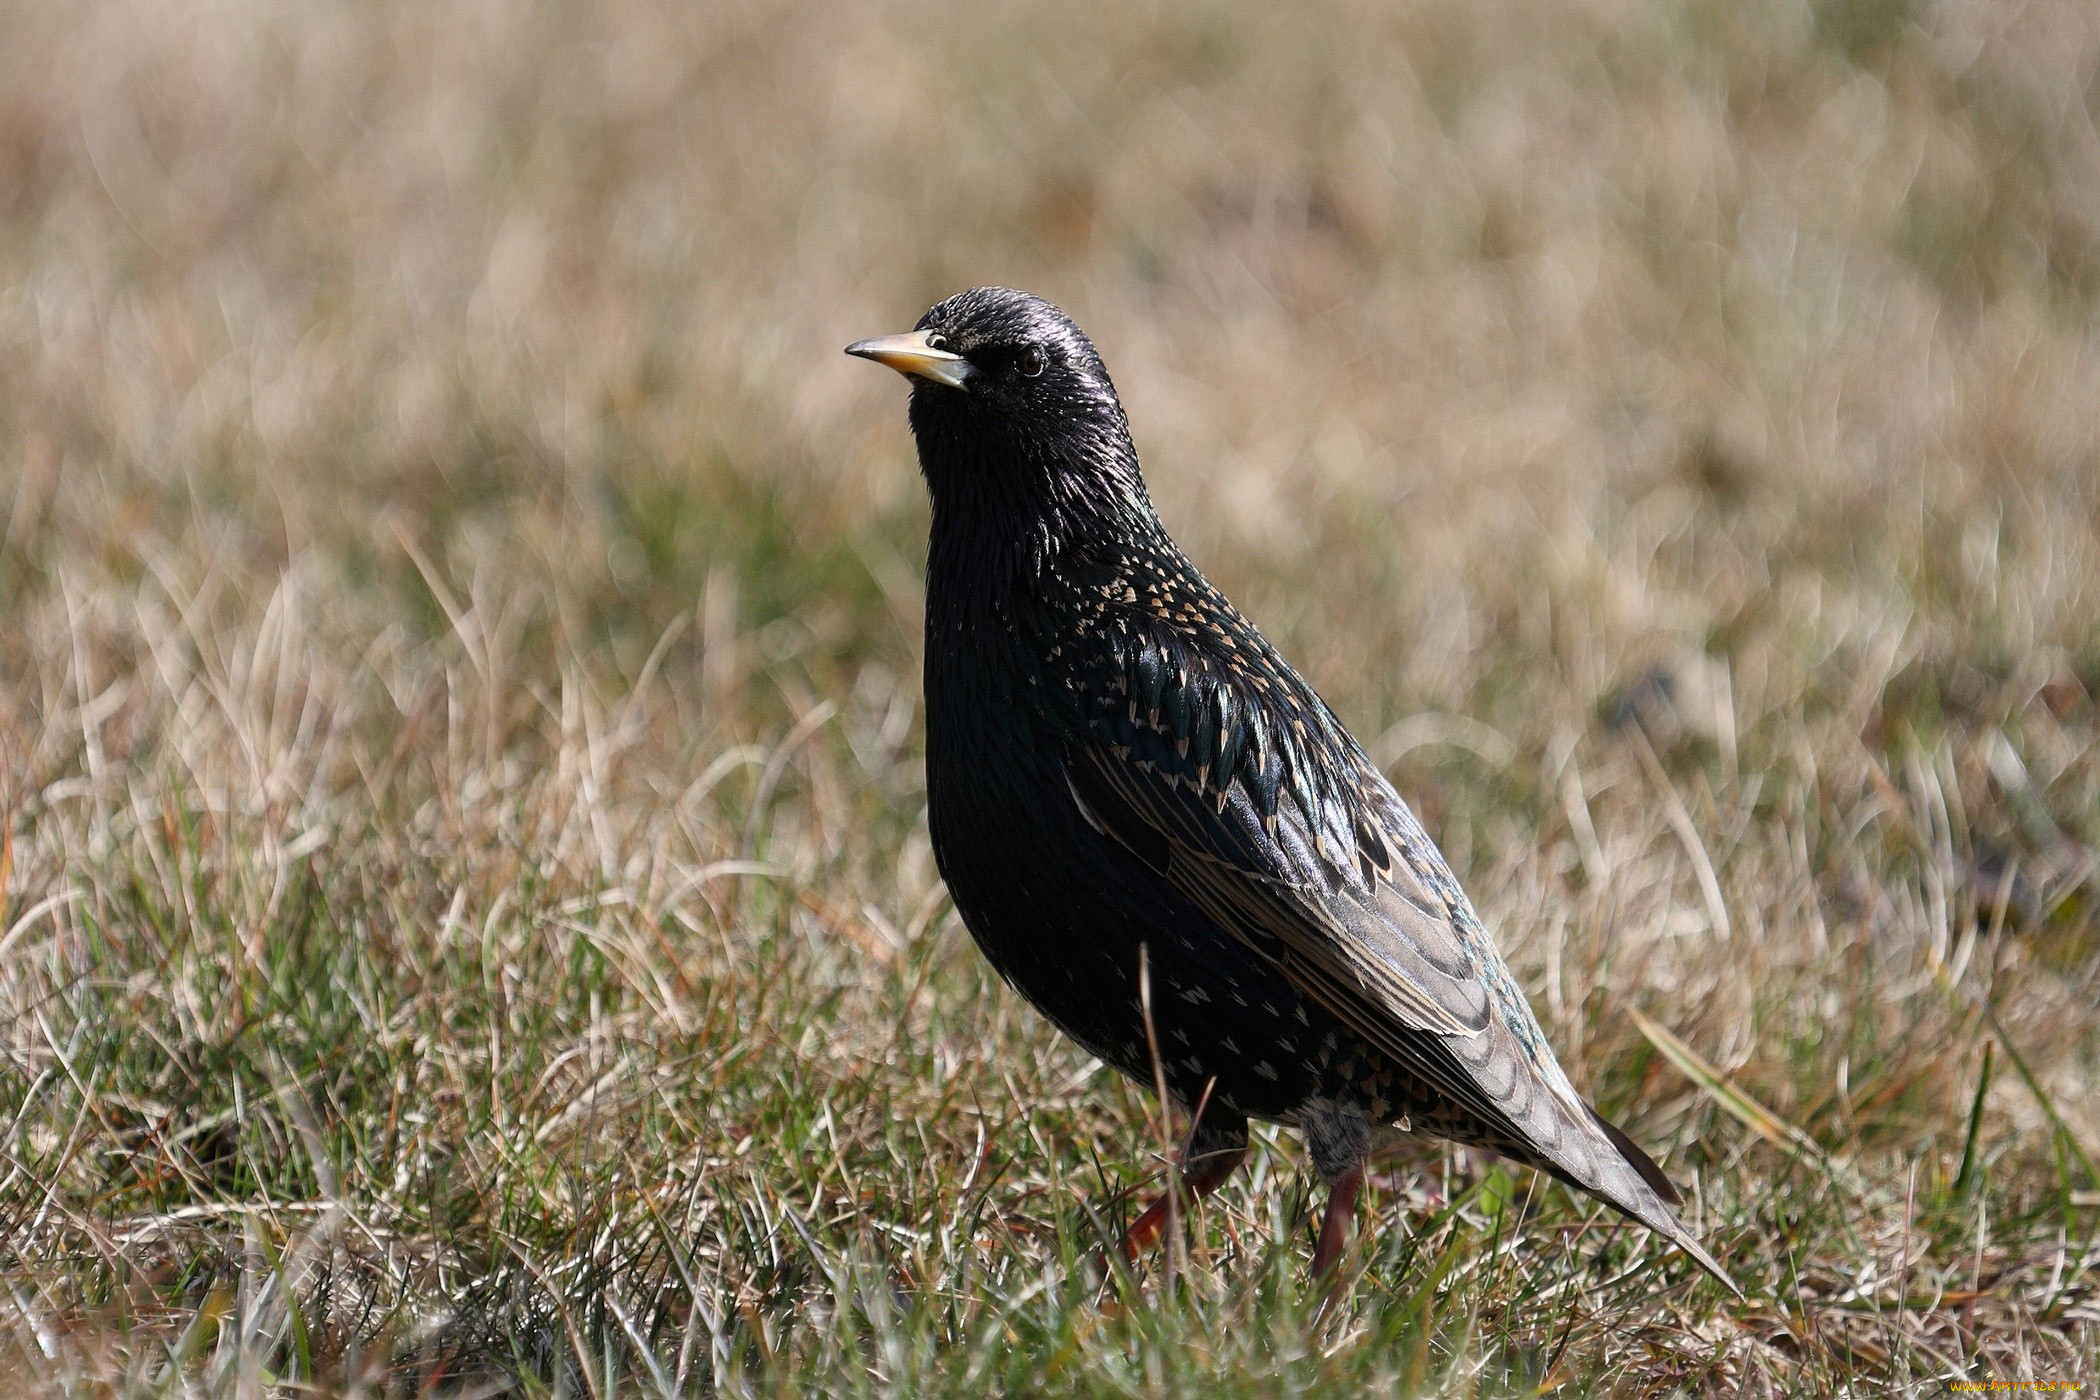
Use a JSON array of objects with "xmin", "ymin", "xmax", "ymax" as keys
[{"xmin": 2, "ymin": 0, "xmax": 2098, "ymax": 1392}]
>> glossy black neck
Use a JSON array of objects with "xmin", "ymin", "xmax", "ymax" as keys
[{"xmin": 912, "ymin": 387, "xmax": 1158, "ymax": 631}]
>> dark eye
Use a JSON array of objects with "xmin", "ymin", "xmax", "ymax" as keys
[
  {"xmin": 925, "ymin": 330, "xmax": 951, "ymax": 352},
  {"xmin": 1018, "ymin": 346, "xmax": 1046, "ymax": 378}
]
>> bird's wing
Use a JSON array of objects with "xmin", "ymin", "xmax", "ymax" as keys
[
  {"xmin": 1031, "ymin": 573, "xmax": 1738, "ymax": 1293},
  {"xmin": 1063, "ymin": 728, "xmax": 1490, "ymax": 1044},
  {"xmin": 1052, "ymin": 608, "xmax": 1592, "ymax": 1133}
]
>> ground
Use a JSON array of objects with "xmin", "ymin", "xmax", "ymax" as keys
[{"xmin": 2, "ymin": 0, "xmax": 2097, "ymax": 1394}]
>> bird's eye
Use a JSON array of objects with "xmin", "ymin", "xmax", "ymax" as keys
[
  {"xmin": 1018, "ymin": 346, "xmax": 1046, "ymax": 379},
  {"xmin": 925, "ymin": 331, "xmax": 951, "ymax": 352}
]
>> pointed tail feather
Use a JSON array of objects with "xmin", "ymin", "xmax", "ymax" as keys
[
  {"xmin": 1617, "ymin": 1190, "xmax": 1743, "ymax": 1298},
  {"xmin": 1583, "ymin": 1108, "xmax": 1743, "ymax": 1298},
  {"xmin": 1590, "ymin": 1109, "xmax": 1682, "ymax": 1205}
]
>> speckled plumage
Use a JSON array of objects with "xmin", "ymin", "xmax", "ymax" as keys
[{"xmin": 849, "ymin": 287, "xmax": 1737, "ymax": 1293}]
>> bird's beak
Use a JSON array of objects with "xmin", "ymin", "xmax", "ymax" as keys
[{"xmin": 844, "ymin": 331, "xmax": 975, "ymax": 390}]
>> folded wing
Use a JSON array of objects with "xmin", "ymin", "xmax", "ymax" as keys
[{"xmin": 1046, "ymin": 604, "xmax": 1738, "ymax": 1292}]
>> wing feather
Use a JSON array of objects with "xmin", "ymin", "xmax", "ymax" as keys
[
  {"xmin": 1049, "ymin": 608, "xmax": 1571, "ymax": 1098},
  {"xmin": 1025, "ymin": 577, "xmax": 1737, "ymax": 1293},
  {"xmin": 1066, "ymin": 748, "xmax": 1484, "ymax": 1043}
]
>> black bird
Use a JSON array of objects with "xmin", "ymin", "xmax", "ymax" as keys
[{"xmin": 847, "ymin": 287, "xmax": 1737, "ymax": 1292}]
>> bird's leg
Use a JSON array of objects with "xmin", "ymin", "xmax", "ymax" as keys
[
  {"xmin": 1304, "ymin": 1105, "xmax": 1374, "ymax": 1284},
  {"xmin": 1119, "ymin": 1138, "xmax": 1247, "ymax": 1261},
  {"xmin": 1308, "ymin": 1166, "xmax": 1363, "ymax": 1278},
  {"xmin": 1118, "ymin": 1105, "xmax": 1250, "ymax": 1264}
]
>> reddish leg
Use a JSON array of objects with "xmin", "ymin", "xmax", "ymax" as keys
[
  {"xmin": 1120, "ymin": 1143, "xmax": 1247, "ymax": 1261},
  {"xmin": 1308, "ymin": 1166, "xmax": 1363, "ymax": 1279}
]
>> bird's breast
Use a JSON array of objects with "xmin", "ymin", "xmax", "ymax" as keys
[
  {"xmin": 919, "ymin": 627, "xmax": 1141, "ymax": 975},
  {"xmin": 916, "ymin": 611, "xmax": 1370, "ymax": 1123}
]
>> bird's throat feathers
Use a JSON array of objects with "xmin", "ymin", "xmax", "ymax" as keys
[{"xmin": 912, "ymin": 381, "xmax": 1156, "ymax": 619}]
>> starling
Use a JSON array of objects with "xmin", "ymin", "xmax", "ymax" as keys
[{"xmin": 847, "ymin": 287, "xmax": 1737, "ymax": 1293}]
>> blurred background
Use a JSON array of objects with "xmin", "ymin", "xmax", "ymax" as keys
[{"xmin": 3, "ymin": 0, "xmax": 2097, "ymax": 1392}]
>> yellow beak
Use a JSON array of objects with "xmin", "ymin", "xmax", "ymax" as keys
[{"xmin": 844, "ymin": 330, "xmax": 975, "ymax": 390}]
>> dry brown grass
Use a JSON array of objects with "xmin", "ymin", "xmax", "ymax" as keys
[{"xmin": 3, "ymin": 0, "xmax": 2098, "ymax": 1393}]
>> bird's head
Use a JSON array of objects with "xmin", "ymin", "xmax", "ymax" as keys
[{"xmin": 847, "ymin": 288, "xmax": 1150, "ymax": 540}]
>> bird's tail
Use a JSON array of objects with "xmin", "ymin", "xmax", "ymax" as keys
[{"xmin": 1571, "ymin": 1107, "xmax": 1743, "ymax": 1298}]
